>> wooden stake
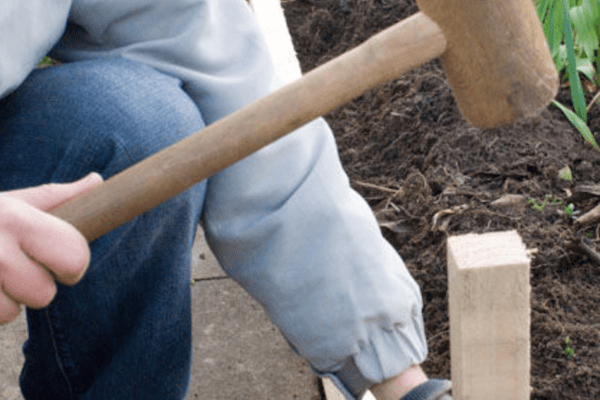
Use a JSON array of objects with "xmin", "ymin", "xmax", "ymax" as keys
[{"xmin": 447, "ymin": 231, "xmax": 531, "ymax": 400}]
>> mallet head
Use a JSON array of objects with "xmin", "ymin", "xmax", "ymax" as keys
[{"xmin": 416, "ymin": 0, "xmax": 559, "ymax": 128}]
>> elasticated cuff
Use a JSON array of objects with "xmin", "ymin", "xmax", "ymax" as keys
[
  {"xmin": 322, "ymin": 358, "xmax": 374, "ymax": 400},
  {"xmin": 315, "ymin": 314, "xmax": 429, "ymax": 400},
  {"xmin": 401, "ymin": 379, "xmax": 452, "ymax": 400}
]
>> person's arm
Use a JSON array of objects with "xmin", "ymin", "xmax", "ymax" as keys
[
  {"xmin": 0, "ymin": 0, "xmax": 72, "ymax": 99},
  {"xmin": 52, "ymin": 0, "xmax": 278, "ymax": 125},
  {"xmin": 0, "ymin": 173, "xmax": 102, "ymax": 325}
]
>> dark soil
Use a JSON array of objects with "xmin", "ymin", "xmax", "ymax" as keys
[{"xmin": 283, "ymin": 1, "xmax": 600, "ymax": 399}]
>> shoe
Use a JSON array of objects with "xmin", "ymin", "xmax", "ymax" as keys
[{"xmin": 399, "ymin": 379, "xmax": 452, "ymax": 400}]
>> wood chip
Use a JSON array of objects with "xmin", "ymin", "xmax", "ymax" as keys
[
  {"xmin": 490, "ymin": 194, "xmax": 526, "ymax": 210},
  {"xmin": 575, "ymin": 202, "xmax": 600, "ymax": 227},
  {"xmin": 573, "ymin": 184, "xmax": 600, "ymax": 198},
  {"xmin": 432, "ymin": 204, "xmax": 469, "ymax": 231}
]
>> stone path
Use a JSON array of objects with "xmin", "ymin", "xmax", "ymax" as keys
[{"xmin": 0, "ymin": 227, "xmax": 321, "ymax": 400}]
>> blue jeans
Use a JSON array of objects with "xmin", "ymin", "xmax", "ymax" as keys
[{"xmin": 0, "ymin": 58, "xmax": 426, "ymax": 399}]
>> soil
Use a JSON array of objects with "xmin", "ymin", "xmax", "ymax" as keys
[{"xmin": 283, "ymin": 1, "xmax": 600, "ymax": 399}]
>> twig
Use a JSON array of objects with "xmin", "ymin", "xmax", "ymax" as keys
[
  {"xmin": 352, "ymin": 180, "xmax": 402, "ymax": 195},
  {"xmin": 425, "ymin": 325, "xmax": 449, "ymax": 343},
  {"xmin": 578, "ymin": 237, "xmax": 600, "ymax": 267},
  {"xmin": 587, "ymin": 90, "xmax": 600, "ymax": 112},
  {"xmin": 575, "ymin": 202, "xmax": 600, "ymax": 227},
  {"xmin": 573, "ymin": 184, "xmax": 600, "ymax": 198},
  {"xmin": 431, "ymin": 204, "xmax": 469, "ymax": 232}
]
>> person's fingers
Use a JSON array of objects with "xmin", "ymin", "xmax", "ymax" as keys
[
  {"xmin": 0, "ymin": 176, "xmax": 100, "ymax": 323},
  {"xmin": 0, "ymin": 235, "xmax": 57, "ymax": 311},
  {"xmin": 0, "ymin": 198, "xmax": 91, "ymax": 286},
  {"xmin": 4, "ymin": 172, "xmax": 103, "ymax": 212}
]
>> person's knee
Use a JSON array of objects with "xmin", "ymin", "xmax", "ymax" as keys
[
  {"xmin": 1, "ymin": 57, "xmax": 205, "ymax": 181},
  {"xmin": 57, "ymin": 58, "xmax": 203, "ymax": 157}
]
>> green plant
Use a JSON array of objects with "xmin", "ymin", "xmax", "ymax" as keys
[
  {"xmin": 528, "ymin": 195, "xmax": 578, "ymax": 217},
  {"xmin": 558, "ymin": 165, "xmax": 573, "ymax": 180},
  {"xmin": 564, "ymin": 336, "xmax": 575, "ymax": 358},
  {"xmin": 564, "ymin": 202, "xmax": 575, "ymax": 217},
  {"xmin": 528, "ymin": 194, "xmax": 552, "ymax": 211},
  {"xmin": 37, "ymin": 56, "xmax": 55, "ymax": 67},
  {"xmin": 552, "ymin": 100, "xmax": 599, "ymax": 150},
  {"xmin": 536, "ymin": 0, "xmax": 600, "ymax": 149}
]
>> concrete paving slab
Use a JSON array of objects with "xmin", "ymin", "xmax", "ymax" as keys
[
  {"xmin": 0, "ymin": 229, "xmax": 321, "ymax": 400},
  {"xmin": 189, "ymin": 278, "xmax": 320, "ymax": 400},
  {"xmin": 191, "ymin": 226, "xmax": 226, "ymax": 280},
  {"xmin": 190, "ymin": 227, "xmax": 321, "ymax": 398},
  {"xmin": 0, "ymin": 312, "xmax": 26, "ymax": 400}
]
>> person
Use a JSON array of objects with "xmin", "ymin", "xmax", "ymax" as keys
[{"xmin": 0, "ymin": 1, "xmax": 451, "ymax": 399}]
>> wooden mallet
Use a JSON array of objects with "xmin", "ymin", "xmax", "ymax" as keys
[{"xmin": 51, "ymin": 0, "xmax": 558, "ymax": 241}]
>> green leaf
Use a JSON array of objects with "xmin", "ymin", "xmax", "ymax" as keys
[
  {"xmin": 559, "ymin": 165, "xmax": 573, "ymax": 181},
  {"xmin": 553, "ymin": 100, "xmax": 599, "ymax": 150},
  {"xmin": 535, "ymin": 0, "xmax": 552, "ymax": 19},
  {"xmin": 37, "ymin": 56, "xmax": 54, "ymax": 67},
  {"xmin": 538, "ymin": 0, "xmax": 564, "ymax": 55},
  {"xmin": 562, "ymin": 0, "xmax": 587, "ymax": 122},
  {"xmin": 576, "ymin": 57, "xmax": 596, "ymax": 82},
  {"xmin": 590, "ymin": 0, "xmax": 600, "ymax": 21},
  {"xmin": 554, "ymin": 45, "xmax": 568, "ymax": 76},
  {"xmin": 550, "ymin": 2, "xmax": 566, "ymax": 54},
  {"xmin": 571, "ymin": 2, "xmax": 600, "ymax": 59}
]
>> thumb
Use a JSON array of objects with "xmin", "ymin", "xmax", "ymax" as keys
[{"xmin": 4, "ymin": 173, "xmax": 104, "ymax": 212}]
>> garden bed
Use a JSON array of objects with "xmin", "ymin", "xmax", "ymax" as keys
[{"xmin": 284, "ymin": 1, "xmax": 600, "ymax": 398}]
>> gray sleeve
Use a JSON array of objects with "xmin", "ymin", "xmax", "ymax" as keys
[
  {"xmin": 53, "ymin": 0, "xmax": 277, "ymax": 124},
  {"xmin": 0, "ymin": 0, "xmax": 72, "ymax": 98}
]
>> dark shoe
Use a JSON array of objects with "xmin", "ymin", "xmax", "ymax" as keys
[{"xmin": 399, "ymin": 379, "xmax": 452, "ymax": 400}]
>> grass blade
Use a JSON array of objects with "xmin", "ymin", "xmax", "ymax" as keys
[
  {"xmin": 576, "ymin": 57, "xmax": 596, "ymax": 83},
  {"xmin": 552, "ymin": 100, "xmax": 599, "ymax": 150},
  {"xmin": 562, "ymin": 0, "xmax": 588, "ymax": 122},
  {"xmin": 555, "ymin": 44, "xmax": 568, "ymax": 73},
  {"xmin": 570, "ymin": 2, "xmax": 600, "ymax": 60},
  {"xmin": 547, "ymin": 0, "xmax": 564, "ymax": 55}
]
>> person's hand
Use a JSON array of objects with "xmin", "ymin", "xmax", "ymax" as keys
[{"xmin": 0, "ymin": 173, "xmax": 103, "ymax": 325}]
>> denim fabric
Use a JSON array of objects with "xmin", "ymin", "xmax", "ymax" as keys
[
  {"xmin": 0, "ymin": 56, "xmax": 427, "ymax": 399},
  {"xmin": 0, "ymin": 58, "xmax": 206, "ymax": 399}
]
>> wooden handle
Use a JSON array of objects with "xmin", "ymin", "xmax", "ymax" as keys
[{"xmin": 51, "ymin": 12, "xmax": 446, "ymax": 242}]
